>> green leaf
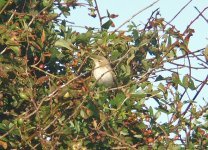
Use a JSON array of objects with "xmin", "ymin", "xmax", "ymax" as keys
[
  {"xmin": 110, "ymin": 93, "xmax": 126, "ymax": 107},
  {"xmin": 158, "ymin": 83, "xmax": 166, "ymax": 93},
  {"xmin": 75, "ymin": 31, "xmax": 92, "ymax": 45},
  {"xmin": 55, "ymin": 39, "xmax": 73, "ymax": 50},
  {"xmin": 167, "ymin": 35, "xmax": 172, "ymax": 46},
  {"xmin": 0, "ymin": 0, "xmax": 6, "ymax": 9},
  {"xmin": 102, "ymin": 19, "xmax": 113, "ymax": 30},
  {"xmin": 156, "ymin": 107, "xmax": 169, "ymax": 114},
  {"xmin": 19, "ymin": 92, "xmax": 29, "ymax": 100},
  {"xmin": 182, "ymin": 75, "xmax": 189, "ymax": 89},
  {"xmin": 120, "ymin": 128, "xmax": 129, "ymax": 135},
  {"xmin": 154, "ymin": 111, "xmax": 161, "ymax": 119},
  {"xmin": 9, "ymin": 122, "xmax": 14, "ymax": 129},
  {"xmin": 155, "ymin": 75, "xmax": 164, "ymax": 81},
  {"xmin": 141, "ymin": 59, "xmax": 150, "ymax": 70},
  {"xmin": 74, "ymin": 121, "xmax": 81, "ymax": 133},
  {"xmin": 43, "ymin": 0, "xmax": 52, "ymax": 7},
  {"xmin": 132, "ymin": 29, "xmax": 139, "ymax": 40},
  {"xmin": 149, "ymin": 106, "xmax": 154, "ymax": 116},
  {"xmin": 9, "ymin": 46, "xmax": 20, "ymax": 56},
  {"xmin": 189, "ymin": 78, "xmax": 196, "ymax": 90},
  {"xmin": 127, "ymin": 49, "xmax": 136, "ymax": 65},
  {"xmin": 172, "ymin": 72, "xmax": 180, "ymax": 85},
  {"xmin": 137, "ymin": 122, "xmax": 147, "ymax": 130},
  {"xmin": 50, "ymin": 48, "xmax": 64, "ymax": 60},
  {"xmin": 203, "ymin": 46, "xmax": 208, "ymax": 62},
  {"xmin": 106, "ymin": 9, "xmax": 110, "ymax": 17},
  {"xmin": 111, "ymin": 50, "xmax": 120, "ymax": 60},
  {"xmin": 130, "ymin": 90, "xmax": 146, "ymax": 99},
  {"xmin": 121, "ymin": 64, "xmax": 131, "ymax": 77},
  {"xmin": 80, "ymin": 109, "xmax": 88, "ymax": 119}
]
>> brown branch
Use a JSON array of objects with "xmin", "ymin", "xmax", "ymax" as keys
[
  {"xmin": 0, "ymin": 125, "xmax": 16, "ymax": 139},
  {"xmin": 94, "ymin": 0, "xmax": 103, "ymax": 28},
  {"xmin": 167, "ymin": 0, "xmax": 193, "ymax": 25},
  {"xmin": 168, "ymin": 62, "xmax": 206, "ymax": 70},
  {"xmin": 23, "ymin": 73, "xmax": 86, "ymax": 119},
  {"xmin": 98, "ymin": 130, "xmax": 137, "ymax": 150},
  {"xmin": 194, "ymin": 6, "xmax": 208, "ymax": 24},
  {"xmin": 143, "ymin": 8, "xmax": 160, "ymax": 30},
  {"xmin": 112, "ymin": 0, "xmax": 160, "ymax": 33},
  {"xmin": 182, "ymin": 75, "xmax": 208, "ymax": 116},
  {"xmin": 183, "ymin": 7, "xmax": 208, "ymax": 34},
  {"xmin": 0, "ymin": 0, "xmax": 11, "ymax": 14}
]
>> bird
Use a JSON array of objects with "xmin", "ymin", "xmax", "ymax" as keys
[{"xmin": 90, "ymin": 55, "xmax": 116, "ymax": 88}]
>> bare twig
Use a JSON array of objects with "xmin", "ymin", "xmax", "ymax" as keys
[
  {"xmin": 184, "ymin": 7, "xmax": 208, "ymax": 34},
  {"xmin": 31, "ymin": 65, "xmax": 60, "ymax": 79},
  {"xmin": 194, "ymin": 6, "xmax": 208, "ymax": 24},
  {"xmin": 143, "ymin": 8, "xmax": 160, "ymax": 30},
  {"xmin": 112, "ymin": 0, "xmax": 160, "ymax": 33},
  {"xmin": 182, "ymin": 75, "xmax": 208, "ymax": 116},
  {"xmin": 0, "ymin": 0, "xmax": 11, "ymax": 14},
  {"xmin": 94, "ymin": 0, "xmax": 103, "ymax": 28},
  {"xmin": 168, "ymin": 62, "xmax": 206, "ymax": 70},
  {"xmin": 168, "ymin": 0, "xmax": 193, "ymax": 25},
  {"xmin": 0, "ymin": 47, "xmax": 7, "ymax": 55}
]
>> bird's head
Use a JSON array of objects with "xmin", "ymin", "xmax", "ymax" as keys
[{"xmin": 90, "ymin": 55, "xmax": 110, "ymax": 67}]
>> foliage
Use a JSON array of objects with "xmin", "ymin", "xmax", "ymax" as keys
[{"xmin": 0, "ymin": 0, "xmax": 207, "ymax": 149}]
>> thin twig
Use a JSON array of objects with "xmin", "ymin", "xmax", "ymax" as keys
[
  {"xmin": 0, "ymin": 125, "xmax": 16, "ymax": 139},
  {"xmin": 31, "ymin": 65, "xmax": 60, "ymax": 79},
  {"xmin": 184, "ymin": 7, "xmax": 208, "ymax": 34},
  {"xmin": 0, "ymin": 0, "xmax": 11, "ymax": 14},
  {"xmin": 168, "ymin": 62, "xmax": 206, "ymax": 70},
  {"xmin": 182, "ymin": 75, "xmax": 208, "ymax": 116},
  {"xmin": 23, "ymin": 73, "xmax": 87, "ymax": 119},
  {"xmin": 98, "ymin": 130, "xmax": 137, "ymax": 150},
  {"xmin": 112, "ymin": 0, "xmax": 160, "ymax": 33},
  {"xmin": 143, "ymin": 8, "xmax": 160, "ymax": 30},
  {"xmin": 194, "ymin": 6, "xmax": 208, "ymax": 24},
  {"xmin": 94, "ymin": 0, "xmax": 103, "ymax": 28},
  {"xmin": 167, "ymin": 0, "xmax": 193, "ymax": 25},
  {"xmin": 6, "ymin": 9, "xmax": 16, "ymax": 25},
  {"xmin": 0, "ymin": 47, "xmax": 7, "ymax": 55},
  {"xmin": 28, "ymin": 6, "xmax": 49, "ymax": 27}
]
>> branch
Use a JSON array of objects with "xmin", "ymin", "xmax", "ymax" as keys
[
  {"xmin": 94, "ymin": 0, "xmax": 103, "ymax": 28},
  {"xmin": 194, "ymin": 6, "xmax": 208, "ymax": 24},
  {"xmin": 98, "ymin": 130, "xmax": 137, "ymax": 150},
  {"xmin": 112, "ymin": 0, "xmax": 160, "ymax": 33},
  {"xmin": 182, "ymin": 75, "xmax": 208, "ymax": 116},
  {"xmin": 23, "ymin": 73, "xmax": 87, "ymax": 119},
  {"xmin": 0, "ymin": 0, "xmax": 11, "ymax": 14},
  {"xmin": 167, "ymin": 0, "xmax": 193, "ymax": 25},
  {"xmin": 184, "ymin": 7, "xmax": 208, "ymax": 34},
  {"xmin": 143, "ymin": 8, "xmax": 160, "ymax": 30}
]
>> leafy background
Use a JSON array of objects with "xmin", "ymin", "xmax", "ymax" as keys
[{"xmin": 0, "ymin": 0, "xmax": 207, "ymax": 149}]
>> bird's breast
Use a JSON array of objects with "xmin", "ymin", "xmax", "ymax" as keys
[{"xmin": 93, "ymin": 66, "xmax": 115, "ymax": 87}]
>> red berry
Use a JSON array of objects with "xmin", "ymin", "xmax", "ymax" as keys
[
  {"xmin": 34, "ymin": 56, "xmax": 39, "ymax": 62},
  {"xmin": 146, "ymin": 137, "xmax": 154, "ymax": 143},
  {"xmin": 147, "ymin": 129, "xmax": 153, "ymax": 135},
  {"xmin": 39, "ymin": 64, "xmax": 44, "ymax": 69}
]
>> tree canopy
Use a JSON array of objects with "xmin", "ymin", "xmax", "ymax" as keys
[{"xmin": 0, "ymin": 0, "xmax": 207, "ymax": 149}]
